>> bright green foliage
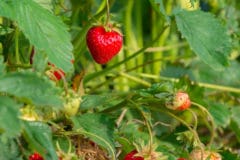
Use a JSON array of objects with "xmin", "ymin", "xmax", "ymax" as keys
[
  {"xmin": 23, "ymin": 121, "xmax": 58, "ymax": 160},
  {"xmin": 0, "ymin": 0, "xmax": 73, "ymax": 73},
  {"xmin": 0, "ymin": 0, "xmax": 15, "ymax": 19},
  {"xmin": 175, "ymin": 9, "xmax": 231, "ymax": 70},
  {"xmin": 0, "ymin": 96, "xmax": 21, "ymax": 139},
  {"xmin": 0, "ymin": 0, "xmax": 239, "ymax": 159},
  {"xmin": 71, "ymin": 113, "xmax": 116, "ymax": 158},
  {"xmin": 14, "ymin": 0, "xmax": 73, "ymax": 72},
  {"xmin": 0, "ymin": 71, "xmax": 63, "ymax": 107}
]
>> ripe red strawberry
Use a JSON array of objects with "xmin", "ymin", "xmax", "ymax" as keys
[
  {"xmin": 29, "ymin": 152, "xmax": 44, "ymax": 160},
  {"xmin": 165, "ymin": 91, "xmax": 191, "ymax": 111},
  {"xmin": 86, "ymin": 26, "xmax": 123, "ymax": 64},
  {"xmin": 53, "ymin": 69, "xmax": 65, "ymax": 80},
  {"xmin": 124, "ymin": 150, "xmax": 144, "ymax": 160},
  {"xmin": 177, "ymin": 158, "xmax": 186, "ymax": 160}
]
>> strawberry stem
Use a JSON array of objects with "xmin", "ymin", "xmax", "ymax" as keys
[
  {"xmin": 191, "ymin": 102, "xmax": 216, "ymax": 147},
  {"xmin": 15, "ymin": 27, "xmax": 20, "ymax": 64},
  {"xmin": 105, "ymin": 0, "xmax": 110, "ymax": 27}
]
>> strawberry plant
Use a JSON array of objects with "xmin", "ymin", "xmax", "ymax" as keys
[{"xmin": 0, "ymin": 0, "xmax": 240, "ymax": 160}]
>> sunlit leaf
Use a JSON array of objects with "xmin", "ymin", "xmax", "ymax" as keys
[
  {"xmin": 0, "ymin": 71, "xmax": 63, "ymax": 107},
  {"xmin": 175, "ymin": 9, "xmax": 231, "ymax": 70},
  {"xmin": 14, "ymin": 0, "xmax": 73, "ymax": 72}
]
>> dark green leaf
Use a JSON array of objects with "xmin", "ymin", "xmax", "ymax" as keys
[
  {"xmin": 0, "ymin": 138, "xmax": 22, "ymax": 160},
  {"xmin": 149, "ymin": 0, "xmax": 170, "ymax": 23},
  {"xmin": 14, "ymin": 0, "xmax": 73, "ymax": 72},
  {"xmin": 23, "ymin": 121, "xmax": 58, "ymax": 160},
  {"xmin": 71, "ymin": 113, "xmax": 116, "ymax": 158},
  {"xmin": 175, "ymin": 9, "xmax": 231, "ymax": 70},
  {"xmin": 209, "ymin": 103, "xmax": 231, "ymax": 128},
  {"xmin": 220, "ymin": 147, "xmax": 240, "ymax": 160},
  {"xmin": 0, "ymin": 96, "xmax": 21, "ymax": 139},
  {"xmin": 0, "ymin": 71, "xmax": 63, "ymax": 107}
]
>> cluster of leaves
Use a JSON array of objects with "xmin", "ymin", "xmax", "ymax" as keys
[{"xmin": 0, "ymin": 0, "xmax": 240, "ymax": 160}]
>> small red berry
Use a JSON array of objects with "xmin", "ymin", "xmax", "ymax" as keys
[
  {"xmin": 86, "ymin": 26, "xmax": 123, "ymax": 64},
  {"xmin": 166, "ymin": 91, "xmax": 191, "ymax": 111},
  {"xmin": 177, "ymin": 158, "xmax": 186, "ymax": 160},
  {"xmin": 53, "ymin": 69, "xmax": 65, "ymax": 80},
  {"xmin": 29, "ymin": 152, "xmax": 44, "ymax": 160},
  {"xmin": 124, "ymin": 150, "xmax": 144, "ymax": 160}
]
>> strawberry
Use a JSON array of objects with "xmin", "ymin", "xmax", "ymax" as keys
[
  {"xmin": 53, "ymin": 69, "xmax": 65, "ymax": 81},
  {"xmin": 86, "ymin": 26, "xmax": 123, "ymax": 64},
  {"xmin": 165, "ymin": 91, "xmax": 191, "ymax": 111},
  {"xmin": 29, "ymin": 152, "xmax": 44, "ymax": 160},
  {"xmin": 177, "ymin": 158, "xmax": 186, "ymax": 160},
  {"xmin": 124, "ymin": 150, "xmax": 144, "ymax": 160},
  {"xmin": 189, "ymin": 149, "xmax": 221, "ymax": 160}
]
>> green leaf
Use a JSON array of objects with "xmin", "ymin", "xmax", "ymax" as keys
[
  {"xmin": 23, "ymin": 121, "xmax": 58, "ymax": 160},
  {"xmin": 32, "ymin": 50, "xmax": 48, "ymax": 73},
  {"xmin": 136, "ymin": 82, "xmax": 174, "ymax": 98},
  {"xmin": 221, "ymin": 149, "xmax": 240, "ymax": 160},
  {"xmin": 14, "ymin": 0, "xmax": 73, "ymax": 72},
  {"xmin": 149, "ymin": 0, "xmax": 170, "ymax": 23},
  {"xmin": 71, "ymin": 113, "xmax": 116, "ymax": 159},
  {"xmin": 33, "ymin": 0, "xmax": 53, "ymax": 11},
  {"xmin": 0, "ymin": 71, "xmax": 63, "ymax": 107},
  {"xmin": 0, "ymin": 138, "xmax": 22, "ymax": 160},
  {"xmin": 0, "ymin": 0, "xmax": 15, "ymax": 19},
  {"xmin": 231, "ymin": 107, "xmax": 240, "ymax": 127},
  {"xmin": 80, "ymin": 94, "xmax": 117, "ymax": 111},
  {"xmin": 0, "ymin": 56, "xmax": 5, "ymax": 75},
  {"xmin": 175, "ymin": 9, "xmax": 231, "ymax": 70},
  {"xmin": 208, "ymin": 103, "xmax": 231, "ymax": 128},
  {"xmin": 0, "ymin": 96, "xmax": 21, "ymax": 139}
]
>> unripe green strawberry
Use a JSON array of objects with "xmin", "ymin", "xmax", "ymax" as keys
[{"xmin": 86, "ymin": 26, "xmax": 123, "ymax": 64}]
